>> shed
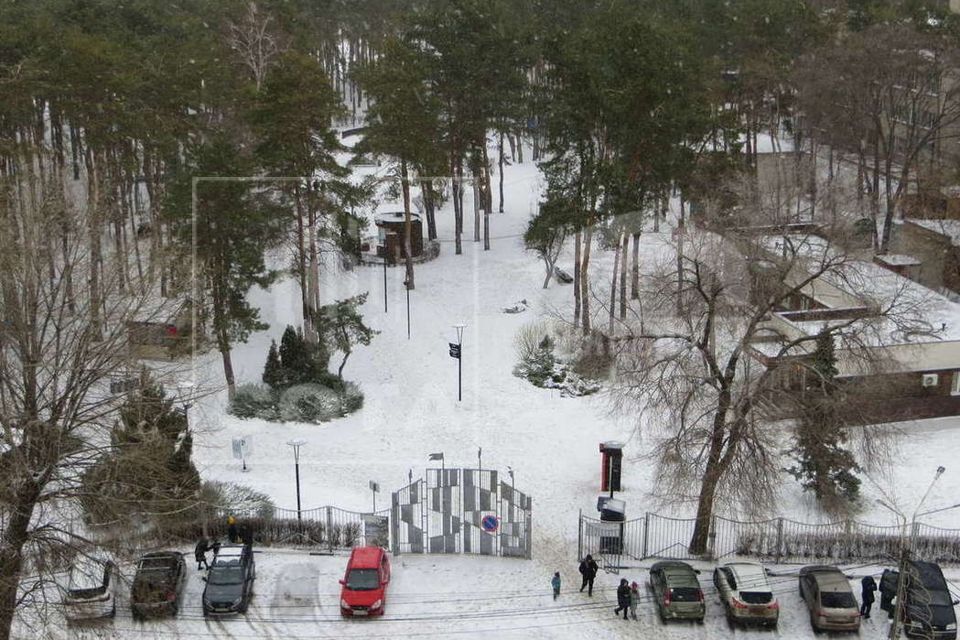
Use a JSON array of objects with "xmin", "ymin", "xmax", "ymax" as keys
[
  {"xmin": 126, "ymin": 299, "xmax": 199, "ymax": 360},
  {"xmin": 375, "ymin": 211, "xmax": 423, "ymax": 262}
]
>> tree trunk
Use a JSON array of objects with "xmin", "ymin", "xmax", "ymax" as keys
[
  {"xmin": 498, "ymin": 132, "xmax": 505, "ymax": 213},
  {"xmin": 609, "ymin": 233, "xmax": 621, "ymax": 335},
  {"xmin": 581, "ymin": 224, "xmax": 593, "ymax": 336},
  {"xmin": 573, "ymin": 229, "xmax": 582, "ymax": 328},
  {"xmin": 295, "ymin": 188, "xmax": 309, "ymax": 331},
  {"xmin": 306, "ymin": 191, "xmax": 320, "ymax": 343},
  {"xmin": 218, "ymin": 329, "xmax": 237, "ymax": 401},
  {"xmin": 85, "ymin": 148, "xmax": 103, "ymax": 341},
  {"xmin": 631, "ymin": 232, "xmax": 640, "ymax": 300},
  {"xmin": 421, "ymin": 180, "xmax": 437, "ymax": 240},
  {"xmin": 620, "ymin": 232, "xmax": 628, "ymax": 320},
  {"xmin": 452, "ymin": 154, "xmax": 462, "ymax": 255},
  {"xmin": 338, "ymin": 350, "xmax": 350, "ymax": 380},
  {"xmin": 0, "ymin": 481, "xmax": 40, "ymax": 640},
  {"xmin": 473, "ymin": 176, "xmax": 481, "ymax": 242},
  {"xmin": 542, "ymin": 256, "xmax": 553, "ymax": 289},
  {"xmin": 516, "ymin": 130, "xmax": 524, "ymax": 163},
  {"xmin": 677, "ymin": 197, "xmax": 686, "ymax": 315},
  {"xmin": 401, "ymin": 160, "xmax": 415, "ymax": 290},
  {"xmin": 689, "ymin": 398, "xmax": 731, "ymax": 555}
]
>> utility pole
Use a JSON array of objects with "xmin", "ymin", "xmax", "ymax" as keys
[
  {"xmin": 383, "ymin": 258, "xmax": 388, "ymax": 313},
  {"xmin": 287, "ymin": 439, "xmax": 307, "ymax": 541},
  {"xmin": 405, "ymin": 276, "xmax": 411, "ymax": 339}
]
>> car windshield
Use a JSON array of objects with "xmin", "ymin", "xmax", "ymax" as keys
[
  {"xmin": 740, "ymin": 591, "xmax": 773, "ymax": 604},
  {"xmin": 821, "ymin": 591, "xmax": 856, "ymax": 608},
  {"xmin": 208, "ymin": 566, "xmax": 244, "ymax": 586},
  {"xmin": 346, "ymin": 569, "xmax": 380, "ymax": 591},
  {"xmin": 670, "ymin": 587, "xmax": 700, "ymax": 602}
]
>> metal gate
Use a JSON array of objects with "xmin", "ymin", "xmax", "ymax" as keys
[{"xmin": 391, "ymin": 468, "xmax": 531, "ymax": 558}]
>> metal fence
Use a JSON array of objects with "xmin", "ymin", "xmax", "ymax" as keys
[{"xmin": 579, "ymin": 512, "xmax": 960, "ymax": 567}]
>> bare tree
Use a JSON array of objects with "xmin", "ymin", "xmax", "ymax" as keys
[
  {"xmin": 0, "ymin": 169, "xmax": 197, "ymax": 640},
  {"xmin": 795, "ymin": 24, "xmax": 960, "ymax": 253},
  {"xmin": 226, "ymin": 2, "xmax": 285, "ymax": 92},
  {"xmin": 609, "ymin": 179, "xmax": 928, "ymax": 555}
]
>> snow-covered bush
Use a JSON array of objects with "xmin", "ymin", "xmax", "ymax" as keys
[
  {"xmin": 279, "ymin": 383, "xmax": 343, "ymax": 422},
  {"xmin": 514, "ymin": 329, "xmax": 601, "ymax": 397},
  {"xmin": 514, "ymin": 319, "xmax": 552, "ymax": 363},
  {"xmin": 231, "ymin": 383, "xmax": 279, "ymax": 420},
  {"xmin": 341, "ymin": 381, "xmax": 364, "ymax": 414},
  {"xmin": 202, "ymin": 481, "xmax": 276, "ymax": 519}
]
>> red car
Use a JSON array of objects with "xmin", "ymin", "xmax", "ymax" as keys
[{"xmin": 339, "ymin": 546, "xmax": 391, "ymax": 617}]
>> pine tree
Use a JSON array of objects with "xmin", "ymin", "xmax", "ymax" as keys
[
  {"xmin": 315, "ymin": 293, "xmax": 378, "ymax": 380},
  {"xmin": 263, "ymin": 340, "xmax": 283, "ymax": 389},
  {"xmin": 787, "ymin": 330, "xmax": 862, "ymax": 509}
]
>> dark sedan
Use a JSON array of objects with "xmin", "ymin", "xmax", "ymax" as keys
[{"xmin": 202, "ymin": 544, "xmax": 255, "ymax": 616}]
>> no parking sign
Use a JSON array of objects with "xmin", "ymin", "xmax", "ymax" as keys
[{"xmin": 480, "ymin": 513, "xmax": 500, "ymax": 534}]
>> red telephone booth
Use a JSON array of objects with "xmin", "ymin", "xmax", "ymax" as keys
[{"xmin": 599, "ymin": 441, "xmax": 624, "ymax": 493}]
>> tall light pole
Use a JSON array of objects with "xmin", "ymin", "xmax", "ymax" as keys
[
  {"xmin": 287, "ymin": 439, "xmax": 307, "ymax": 541},
  {"xmin": 452, "ymin": 323, "xmax": 465, "ymax": 402},
  {"xmin": 879, "ymin": 465, "xmax": 946, "ymax": 639}
]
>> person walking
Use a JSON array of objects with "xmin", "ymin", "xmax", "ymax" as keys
[
  {"xmin": 614, "ymin": 578, "xmax": 631, "ymax": 620},
  {"xmin": 194, "ymin": 537, "xmax": 209, "ymax": 571},
  {"xmin": 578, "ymin": 555, "xmax": 599, "ymax": 596},
  {"xmin": 629, "ymin": 581, "xmax": 640, "ymax": 621},
  {"xmin": 551, "ymin": 572, "xmax": 561, "ymax": 600},
  {"xmin": 227, "ymin": 515, "xmax": 238, "ymax": 543},
  {"xmin": 880, "ymin": 569, "xmax": 898, "ymax": 619},
  {"xmin": 861, "ymin": 575, "xmax": 877, "ymax": 619}
]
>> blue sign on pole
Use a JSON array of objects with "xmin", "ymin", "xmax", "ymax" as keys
[{"xmin": 481, "ymin": 514, "xmax": 499, "ymax": 533}]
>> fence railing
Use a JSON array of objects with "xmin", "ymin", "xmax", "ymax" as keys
[{"xmin": 579, "ymin": 511, "xmax": 960, "ymax": 565}]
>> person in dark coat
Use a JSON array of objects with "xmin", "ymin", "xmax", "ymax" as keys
[
  {"xmin": 194, "ymin": 537, "xmax": 209, "ymax": 570},
  {"xmin": 879, "ymin": 569, "xmax": 898, "ymax": 619},
  {"xmin": 614, "ymin": 578, "xmax": 631, "ymax": 620},
  {"xmin": 578, "ymin": 555, "xmax": 599, "ymax": 596},
  {"xmin": 551, "ymin": 572, "xmax": 561, "ymax": 600},
  {"xmin": 861, "ymin": 575, "xmax": 877, "ymax": 618},
  {"xmin": 227, "ymin": 515, "xmax": 239, "ymax": 543}
]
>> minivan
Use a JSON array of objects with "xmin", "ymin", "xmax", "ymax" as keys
[
  {"xmin": 339, "ymin": 546, "xmax": 391, "ymax": 617},
  {"xmin": 62, "ymin": 555, "xmax": 117, "ymax": 622},
  {"xmin": 902, "ymin": 560, "xmax": 958, "ymax": 640}
]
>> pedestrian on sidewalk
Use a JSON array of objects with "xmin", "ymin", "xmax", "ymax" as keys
[
  {"xmin": 629, "ymin": 581, "xmax": 640, "ymax": 620},
  {"xmin": 861, "ymin": 575, "xmax": 877, "ymax": 619},
  {"xmin": 614, "ymin": 578, "xmax": 631, "ymax": 620},
  {"xmin": 194, "ymin": 537, "xmax": 209, "ymax": 571},
  {"xmin": 551, "ymin": 572, "xmax": 561, "ymax": 600},
  {"xmin": 880, "ymin": 569, "xmax": 898, "ymax": 619},
  {"xmin": 578, "ymin": 555, "xmax": 599, "ymax": 596}
]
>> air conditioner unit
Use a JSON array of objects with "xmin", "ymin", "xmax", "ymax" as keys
[{"xmin": 922, "ymin": 374, "xmax": 939, "ymax": 388}]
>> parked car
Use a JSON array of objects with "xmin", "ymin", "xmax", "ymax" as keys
[
  {"xmin": 202, "ymin": 544, "xmax": 256, "ymax": 616},
  {"xmin": 130, "ymin": 551, "xmax": 187, "ymax": 620},
  {"xmin": 649, "ymin": 560, "xmax": 705, "ymax": 623},
  {"xmin": 798, "ymin": 565, "xmax": 860, "ymax": 633},
  {"xmin": 339, "ymin": 546, "xmax": 391, "ymax": 617},
  {"xmin": 713, "ymin": 562, "xmax": 779, "ymax": 628},
  {"xmin": 901, "ymin": 560, "xmax": 958, "ymax": 640},
  {"xmin": 62, "ymin": 554, "xmax": 117, "ymax": 622}
]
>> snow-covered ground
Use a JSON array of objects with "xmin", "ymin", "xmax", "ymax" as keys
[{"xmin": 23, "ymin": 140, "xmax": 960, "ymax": 639}]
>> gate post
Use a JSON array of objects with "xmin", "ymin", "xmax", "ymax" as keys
[
  {"xmin": 642, "ymin": 512, "xmax": 650, "ymax": 559},
  {"xmin": 775, "ymin": 518, "xmax": 784, "ymax": 564},
  {"xmin": 577, "ymin": 509, "xmax": 583, "ymax": 561},
  {"xmin": 390, "ymin": 492, "xmax": 399, "ymax": 555}
]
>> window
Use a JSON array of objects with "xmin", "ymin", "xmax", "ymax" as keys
[{"xmin": 952, "ymin": 371, "xmax": 960, "ymax": 395}]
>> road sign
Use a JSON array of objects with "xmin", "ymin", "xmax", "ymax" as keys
[
  {"xmin": 232, "ymin": 437, "xmax": 252, "ymax": 460},
  {"xmin": 448, "ymin": 343, "xmax": 461, "ymax": 359},
  {"xmin": 369, "ymin": 481, "xmax": 380, "ymax": 493},
  {"xmin": 480, "ymin": 513, "xmax": 500, "ymax": 534}
]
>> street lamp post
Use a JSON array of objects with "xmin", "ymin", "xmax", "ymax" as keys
[
  {"xmin": 453, "ymin": 324, "xmax": 465, "ymax": 402},
  {"xmin": 879, "ymin": 465, "xmax": 947, "ymax": 639},
  {"xmin": 287, "ymin": 439, "xmax": 307, "ymax": 541}
]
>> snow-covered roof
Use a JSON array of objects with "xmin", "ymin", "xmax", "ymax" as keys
[
  {"xmin": 875, "ymin": 253, "xmax": 921, "ymax": 267},
  {"xmin": 908, "ymin": 219, "xmax": 960, "ymax": 247},
  {"xmin": 374, "ymin": 211, "xmax": 421, "ymax": 224}
]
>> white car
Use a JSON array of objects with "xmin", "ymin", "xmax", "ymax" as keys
[
  {"xmin": 62, "ymin": 555, "xmax": 117, "ymax": 622},
  {"xmin": 713, "ymin": 562, "xmax": 779, "ymax": 628}
]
